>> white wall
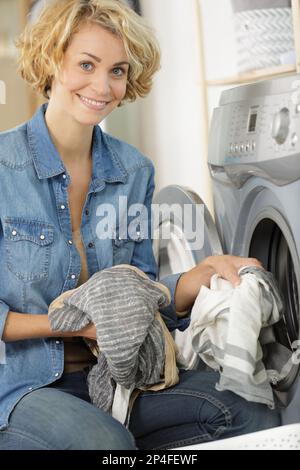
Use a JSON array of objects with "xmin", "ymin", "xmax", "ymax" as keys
[
  {"xmin": 200, "ymin": 0, "xmax": 238, "ymax": 123},
  {"xmin": 200, "ymin": 0, "xmax": 237, "ymax": 82},
  {"xmin": 139, "ymin": 0, "xmax": 212, "ymax": 210}
]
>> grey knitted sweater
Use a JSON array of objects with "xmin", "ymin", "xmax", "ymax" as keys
[{"xmin": 48, "ymin": 265, "xmax": 172, "ymax": 415}]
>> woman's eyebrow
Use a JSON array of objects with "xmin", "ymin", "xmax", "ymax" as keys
[
  {"xmin": 81, "ymin": 52, "xmax": 101, "ymax": 62},
  {"xmin": 80, "ymin": 52, "xmax": 129, "ymax": 66},
  {"xmin": 113, "ymin": 61, "xmax": 130, "ymax": 67}
]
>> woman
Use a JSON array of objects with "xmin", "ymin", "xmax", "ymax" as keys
[{"xmin": 0, "ymin": 0, "xmax": 280, "ymax": 450}]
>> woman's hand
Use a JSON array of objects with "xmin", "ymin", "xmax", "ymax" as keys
[
  {"xmin": 174, "ymin": 254, "xmax": 263, "ymax": 314},
  {"xmin": 205, "ymin": 254, "xmax": 263, "ymax": 287}
]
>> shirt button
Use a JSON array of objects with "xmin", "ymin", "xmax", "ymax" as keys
[
  {"xmin": 55, "ymin": 373, "xmax": 59, "ymax": 377},
  {"xmin": 55, "ymin": 340, "xmax": 60, "ymax": 345},
  {"xmin": 40, "ymin": 234, "xmax": 45, "ymax": 240},
  {"xmin": 28, "ymin": 387, "xmax": 33, "ymax": 391},
  {"xmin": 71, "ymin": 274, "xmax": 76, "ymax": 279},
  {"xmin": 60, "ymin": 205, "xmax": 66, "ymax": 210},
  {"xmin": 62, "ymin": 174, "xmax": 67, "ymax": 179},
  {"xmin": 12, "ymin": 230, "xmax": 17, "ymax": 236},
  {"xmin": 68, "ymin": 240, "xmax": 73, "ymax": 245},
  {"xmin": 88, "ymin": 242, "xmax": 94, "ymax": 248}
]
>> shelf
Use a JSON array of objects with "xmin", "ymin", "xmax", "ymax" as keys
[{"xmin": 206, "ymin": 64, "xmax": 297, "ymax": 87}]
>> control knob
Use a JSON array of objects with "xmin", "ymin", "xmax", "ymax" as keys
[{"xmin": 272, "ymin": 107, "xmax": 290, "ymax": 144}]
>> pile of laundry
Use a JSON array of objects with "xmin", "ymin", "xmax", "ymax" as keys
[
  {"xmin": 49, "ymin": 263, "xmax": 291, "ymax": 419},
  {"xmin": 48, "ymin": 265, "xmax": 179, "ymax": 425},
  {"xmin": 180, "ymin": 266, "xmax": 292, "ymax": 409}
]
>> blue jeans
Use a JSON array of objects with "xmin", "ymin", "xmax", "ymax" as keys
[
  {"xmin": 0, "ymin": 369, "xmax": 281, "ymax": 450},
  {"xmin": 129, "ymin": 369, "xmax": 281, "ymax": 449},
  {"xmin": 0, "ymin": 369, "xmax": 135, "ymax": 450}
]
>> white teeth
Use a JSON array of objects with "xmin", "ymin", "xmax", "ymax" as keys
[{"xmin": 79, "ymin": 95, "xmax": 107, "ymax": 107}]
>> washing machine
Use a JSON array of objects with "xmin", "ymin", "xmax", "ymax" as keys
[{"xmin": 153, "ymin": 74, "xmax": 300, "ymax": 424}]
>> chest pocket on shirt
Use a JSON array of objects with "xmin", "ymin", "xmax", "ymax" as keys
[
  {"xmin": 112, "ymin": 228, "xmax": 143, "ymax": 266},
  {"xmin": 3, "ymin": 217, "xmax": 54, "ymax": 282}
]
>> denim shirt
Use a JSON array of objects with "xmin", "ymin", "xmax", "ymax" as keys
[{"xmin": 0, "ymin": 104, "xmax": 188, "ymax": 431}]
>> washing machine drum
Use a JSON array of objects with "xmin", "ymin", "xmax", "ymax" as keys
[
  {"xmin": 152, "ymin": 185, "xmax": 223, "ymax": 277},
  {"xmin": 248, "ymin": 216, "xmax": 300, "ymax": 410}
]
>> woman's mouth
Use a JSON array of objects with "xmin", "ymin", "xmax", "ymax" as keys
[{"xmin": 77, "ymin": 94, "xmax": 109, "ymax": 111}]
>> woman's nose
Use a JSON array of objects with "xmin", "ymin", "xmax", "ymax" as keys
[{"xmin": 91, "ymin": 72, "xmax": 111, "ymax": 96}]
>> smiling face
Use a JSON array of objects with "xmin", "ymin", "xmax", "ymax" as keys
[{"xmin": 49, "ymin": 22, "xmax": 130, "ymax": 126}]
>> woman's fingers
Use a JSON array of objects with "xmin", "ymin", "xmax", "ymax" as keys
[
  {"xmin": 227, "ymin": 268, "xmax": 241, "ymax": 286},
  {"xmin": 208, "ymin": 255, "xmax": 263, "ymax": 286}
]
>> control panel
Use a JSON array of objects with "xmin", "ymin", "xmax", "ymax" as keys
[
  {"xmin": 208, "ymin": 74, "xmax": 300, "ymax": 186},
  {"xmin": 225, "ymin": 97, "xmax": 299, "ymax": 161}
]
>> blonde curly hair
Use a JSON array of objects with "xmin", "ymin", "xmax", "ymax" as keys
[{"xmin": 16, "ymin": 0, "xmax": 161, "ymax": 103}]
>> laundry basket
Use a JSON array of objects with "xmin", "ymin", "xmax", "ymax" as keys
[
  {"xmin": 231, "ymin": 0, "xmax": 295, "ymax": 73},
  {"xmin": 175, "ymin": 424, "xmax": 300, "ymax": 450}
]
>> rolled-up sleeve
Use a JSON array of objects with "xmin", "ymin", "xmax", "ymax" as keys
[
  {"xmin": 0, "ymin": 300, "xmax": 9, "ymax": 341},
  {"xmin": 159, "ymin": 273, "xmax": 191, "ymax": 332}
]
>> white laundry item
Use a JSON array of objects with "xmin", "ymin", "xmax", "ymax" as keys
[
  {"xmin": 0, "ymin": 341, "xmax": 6, "ymax": 365},
  {"xmin": 190, "ymin": 269, "xmax": 285, "ymax": 408},
  {"xmin": 111, "ymin": 383, "xmax": 135, "ymax": 425},
  {"xmin": 173, "ymin": 329, "xmax": 200, "ymax": 370},
  {"xmin": 175, "ymin": 277, "xmax": 234, "ymax": 371},
  {"xmin": 165, "ymin": 226, "xmax": 200, "ymax": 369},
  {"xmin": 167, "ymin": 225, "xmax": 196, "ymax": 273}
]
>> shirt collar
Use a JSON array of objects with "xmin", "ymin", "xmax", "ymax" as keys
[{"xmin": 27, "ymin": 103, "xmax": 128, "ymax": 189}]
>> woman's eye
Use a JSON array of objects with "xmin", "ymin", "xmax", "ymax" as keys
[
  {"xmin": 112, "ymin": 67, "xmax": 126, "ymax": 77},
  {"xmin": 80, "ymin": 62, "xmax": 94, "ymax": 72}
]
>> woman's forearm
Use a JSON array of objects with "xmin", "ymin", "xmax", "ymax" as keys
[
  {"xmin": 2, "ymin": 311, "xmax": 74, "ymax": 342},
  {"xmin": 174, "ymin": 258, "xmax": 215, "ymax": 313}
]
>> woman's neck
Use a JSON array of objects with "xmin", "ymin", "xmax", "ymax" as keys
[{"xmin": 45, "ymin": 103, "xmax": 93, "ymax": 166}]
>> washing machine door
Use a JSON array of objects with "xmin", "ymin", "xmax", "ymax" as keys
[
  {"xmin": 152, "ymin": 185, "xmax": 223, "ymax": 278},
  {"xmin": 244, "ymin": 205, "xmax": 300, "ymax": 417}
]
